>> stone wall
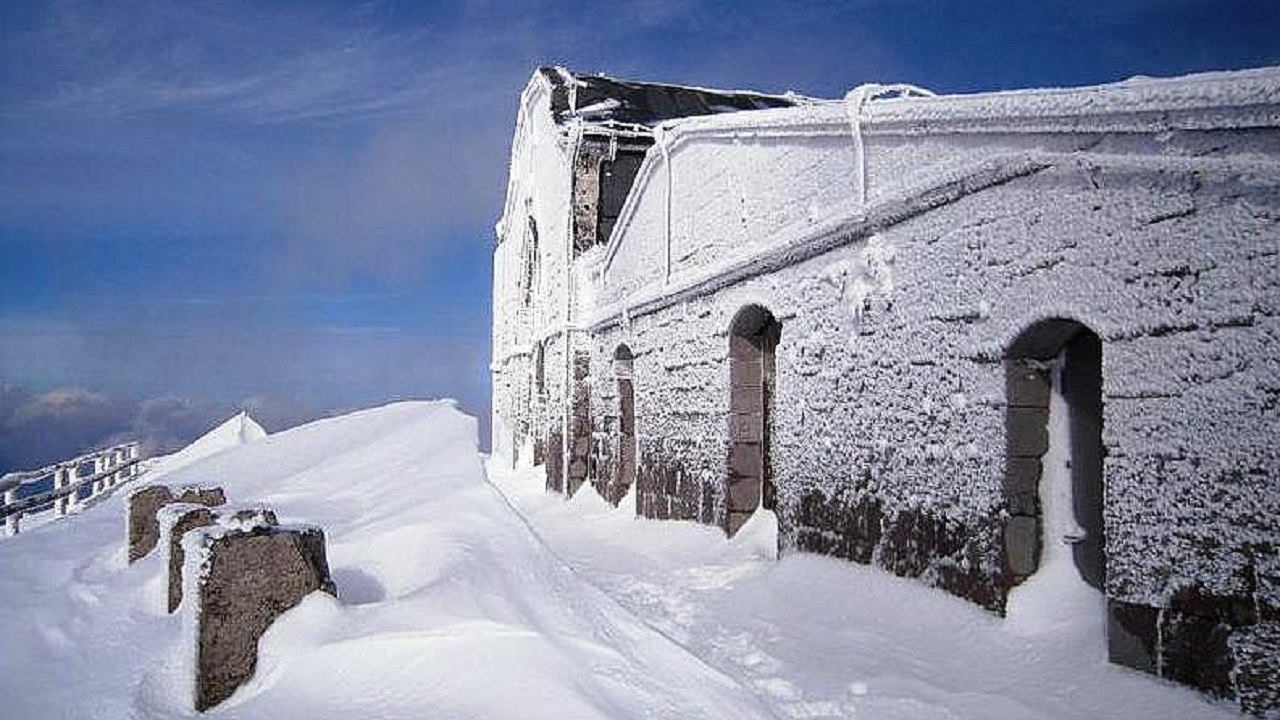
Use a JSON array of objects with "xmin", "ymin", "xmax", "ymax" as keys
[
  {"xmin": 582, "ymin": 147, "xmax": 1280, "ymax": 712},
  {"xmin": 491, "ymin": 75, "xmax": 576, "ymax": 461}
]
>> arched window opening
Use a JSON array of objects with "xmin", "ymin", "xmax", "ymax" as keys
[
  {"xmin": 522, "ymin": 214, "xmax": 540, "ymax": 306},
  {"xmin": 613, "ymin": 345, "xmax": 636, "ymax": 502},
  {"xmin": 1004, "ymin": 319, "xmax": 1105, "ymax": 597},
  {"xmin": 727, "ymin": 305, "xmax": 782, "ymax": 537},
  {"xmin": 533, "ymin": 341, "xmax": 545, "ymax": 396}
]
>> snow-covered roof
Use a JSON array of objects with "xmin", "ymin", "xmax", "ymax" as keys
[
  {"xmin": 655, "ymin": 65, "xmax": 1280, "ymax": 137},
  {"xmin": 538, "ymin": 66, "xmax": 802, "ymax": 128}
]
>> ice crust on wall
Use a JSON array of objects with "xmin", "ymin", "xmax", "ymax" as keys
[
  {"xmin": 490, "ymin": 66, "xmax": 1280, "ymax": 711},
  {"xmin": 588, "ymin": 153, "xmax": 1280, "ymax": 602},
  {"xmin": 491, "ymin": 72, "xmax": 579, "ymax": 462},
  {"xmin": 493, "ymin": 65, "xmax": 1280, "ymax": 618}
]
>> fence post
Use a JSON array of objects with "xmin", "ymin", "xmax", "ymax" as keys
[
  {"xmin": 54, "ymin": 467, "xmax": 67, "ymax": 516},
  {"xmin": 126, "ymin": 444, "xmax": 139, "ymax": 480},
  {"xmin": 66, "ymin": 465, "xmax": 81, "ymax": 512},
  {"xmin": 4, "ymin": 488, "xmax": 18, "ymax": 536}
]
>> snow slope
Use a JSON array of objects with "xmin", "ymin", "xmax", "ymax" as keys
[
  {"xmin": 146, "ymin": 409, "xmax": 268, "ymax": 477},
  {"xmin": 0, "ymin": 400, "xmax": 1238, "ymax": 719},
  {"xmin": 0, "ymin": 401, "xmax": 770, "ymax": 720}
]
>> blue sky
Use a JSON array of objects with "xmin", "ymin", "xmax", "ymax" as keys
[{"xmin": 2, "ymin": 0, "xmax": 1278, "ymax": 469}]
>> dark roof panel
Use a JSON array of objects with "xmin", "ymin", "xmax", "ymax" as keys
[{"xmin": 539, "ymin": 67, "xmax": 800, "ymax": 127}]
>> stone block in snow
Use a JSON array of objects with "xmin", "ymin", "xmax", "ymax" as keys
[
  {"xmin": 126, "ymin": 484, "xmax": 226, "ymax": 563},
  {"xmin": 183, "ymin": 520, "xmax": 335, "ymax": 711}
]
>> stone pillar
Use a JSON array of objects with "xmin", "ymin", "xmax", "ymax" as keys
[
  {"xmin": 159, "ymin": 504, "xmax": 219, "ymax": 613},
  {"xmin": 127, "ymin": 485, "xmax": 227, "ymax": 563},
  {"xmin": 163, "ymin": 506, "xmax": 281, "ymax": 614},
  {"xmin": 185, "ymin": 522, "xmax": 335, "ymax": 711},
  {"xmin": 566, "ymin": 351, "xmax": 592, "ymax": 497},
  {"xmin": 545, "ymin": 427, "xmax": 564, "ymax": 494}
]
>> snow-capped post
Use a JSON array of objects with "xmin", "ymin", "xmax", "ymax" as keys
[
  {"xmin": 164, "ymin": 506, "xmax": 281, "ymax": 614},
  {"xmin": 183, "ymin": 516, "xmax": 335, "ymax": 711},
  {"xmin": 53, "ymin": 467, "xmax": 70, "ymax": 516},
  {"xmin": 108, "ymin": 449, "xmax": 121, "ymax": 488},
  {"xmin": 3, "ymin": 488, "xmax": 18, "ymax": 536},
  {"xmin": 127, "ymin": 485, "xmax": 227, "ymax": 563},
  {"xmin": 67, "ymin": 464, "xmax": 81, "ymax": 512},
  {"xmin": 158, "ymin": 503, "xmax": 219, "ymax": 613}
]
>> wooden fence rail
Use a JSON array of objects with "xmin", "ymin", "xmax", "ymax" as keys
[{"xmin": 1, "ymin": 441, "xmax": 143, "ymax": 536}]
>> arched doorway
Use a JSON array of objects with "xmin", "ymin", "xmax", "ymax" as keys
[
  {"xmin": 1004, "ymin": 318, "xmax": 1105, "ymax": 591},
  {"xmin": 613, "ymin": 345, "xmax": 636, "ymax": 502},
  {"xmin": 727, "ymin": 305, "xmax": 781, "ymax": 536}
]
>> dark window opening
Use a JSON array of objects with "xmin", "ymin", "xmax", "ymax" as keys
[
  {"xmin": 522, "ymin": 215, "xmax": 540, "ymax": 306},
  {"xmin": 1004, "ymin": 319, "xmax": 1105, "ymax": 591},
  {"xmin": 727, "ymin": 304, "xmax": 781, "ymax": 536},
  {"xmin": 597, "ymin": 151, "xmax": 646, "ymax": 246},
  {"xmin": 533, "ymin": 341, "xmax": 545, "ymax": 396}
]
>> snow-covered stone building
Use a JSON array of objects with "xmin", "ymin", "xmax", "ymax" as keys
[{"xmin": 490, "ymin": 66, "xmax": 1280, "ymax": 714}]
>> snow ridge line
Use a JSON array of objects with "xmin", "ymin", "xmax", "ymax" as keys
[{"xmin": 480, "ymin": 461, "xmax": 785, "ymax": 719}]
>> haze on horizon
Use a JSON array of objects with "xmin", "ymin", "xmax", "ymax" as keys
[{"xmin": 2, "ymin": 0, "xmax": 1277, "ymax": 473}]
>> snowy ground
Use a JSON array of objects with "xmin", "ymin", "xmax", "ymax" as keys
[
  {"xmin": 0, "ymin": 401, "xmax": 1237, "ymax": 719},
  {"xmin": 487, "ymin": 465, "xmax": 1238, "ymax": 720}
]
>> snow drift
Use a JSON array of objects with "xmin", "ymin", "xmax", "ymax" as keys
[
  {"xmin": 146, "ymin": 409, "xmax": 268, "ymax": 477},
  {"xmin": 0, "ymin": 401, "xmax": 770, "ymax": 720}
]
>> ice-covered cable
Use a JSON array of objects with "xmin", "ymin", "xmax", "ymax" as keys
[
  {"xmin": 655, "ymin": 124, "xmax": 674, "ymax": 282},
  {"xmin": 844, "ymin": 83, "xmax": 936, "ymax": 207}
]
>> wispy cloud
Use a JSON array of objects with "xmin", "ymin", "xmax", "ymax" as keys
[
  {"xmin": 7, "ymin": 0, "xmax": 523, "ymax": 127},
  {"xmin": 0, "ymin": 382, "xmax": 327, "ymax": 474}
]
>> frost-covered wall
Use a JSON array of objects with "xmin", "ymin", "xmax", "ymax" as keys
[
  {"xmin": 493, "ymin": 67, "xmax": 1280, "ymax": 715},
  {"xmin": 492, "ymin": 73, "xmax": 578, "ymax": 472}
]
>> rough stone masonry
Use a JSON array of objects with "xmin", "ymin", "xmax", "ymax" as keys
[
  {"xmin": 126, "ymin": 484, "xmax": 226, "ymax": 563},
  {"xmin": 184, "ymin": 519, "xmax": 335, "ymax": 711}
]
